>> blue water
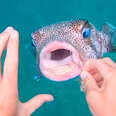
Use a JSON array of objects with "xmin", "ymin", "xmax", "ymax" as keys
[{"xmin": 0, "ymin": 0, "xmax": 116, "ymax": 115}]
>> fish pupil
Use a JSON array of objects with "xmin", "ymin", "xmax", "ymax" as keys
[
  {"xmin": 83, "ymin": 28, "xmax": 91, "ymax": 38},
  {"xmin": 50, "ymin": 49, "xmax": 72, "ymax": 60}
]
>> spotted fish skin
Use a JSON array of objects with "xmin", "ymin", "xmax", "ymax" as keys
[
  {"xmin": 32, "ymin": 20, "xmax": 115, "ymax": 60},
  {"xmin": 31, "ymin": 20, "xmax": 116, "ymax": 81}
]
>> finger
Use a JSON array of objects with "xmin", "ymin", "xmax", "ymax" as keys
[
  {"xmin": 102, "ymin": 57, "xmax": 116, "ymax": 68},
  {"xmin": 98, "ymin": 80, "xmax": 104, "ymax": 88},
  {"xmin": 84, "ymin": 69, "xmax": 104, "ymax": 88},
  {"xmin": 0, "ymin": 27, "xmax": 14, "ymax": 58},
  {"xmin": 83, "ymin": 59, "xmax": 113, "ymax": 79},
  {"xmin": 83, "ymin": 60, "xmax": 105, "ymax": 85},
  {"xmin": 92, "ymin": 72, "xmax": 103, "ymax": 82},
  {"xmin": 21, "ymin": 94, "xmax": 54, "ymax": 115},
  {"xmin": 81, "ymin": 71, "xmax": 100, "ymax": 93},
  {"xmin": 80, "ymin": 71, "xmax": 103, "ymax": 107},
  {"xmin": 3, "ymin": 30, "xmax": 19, "ymax": 89},
  {"xmin": 0, "ymin": 61, "xmax": 2, "ymax": 81},
  {"xmin": 0, "ymin": 27, "xmax": 14, "ymax": 79}
]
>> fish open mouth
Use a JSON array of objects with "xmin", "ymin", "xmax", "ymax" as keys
[{"xmin": 39, "ymin": 41, "xmax": 83, "ymax": 81}]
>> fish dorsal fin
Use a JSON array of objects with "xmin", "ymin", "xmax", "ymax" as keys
[{"xmin": 102, "ymin": 22, "xmax": 116, "ymax": 39}]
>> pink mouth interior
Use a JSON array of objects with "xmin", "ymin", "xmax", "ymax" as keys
[{"xmin": 39, "ymin": 41, "xmax": 83, "ymax": 81}]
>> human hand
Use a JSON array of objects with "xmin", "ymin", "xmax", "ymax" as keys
[
  {"xmin": 0, "ymin": 27, "xmax": 53, "ymax": 116},
  {"xmin": 80, "ymin": 58, "xmax": 116, "ymax": 116}
]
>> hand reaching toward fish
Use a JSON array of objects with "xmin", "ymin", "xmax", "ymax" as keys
[
  {"xmin": 0, "ymin": 27, "xmax": 53, "ymax": 116},
  {"xmin": 81, "ymin": 58, "xmax": 116, "ymax": 116}
]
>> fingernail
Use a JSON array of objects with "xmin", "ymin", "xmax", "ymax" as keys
[
  {"xmin": 4, "ymin": 26, "xmax": 14, "ymax": 33},
  {"xmin": 46, "ymin": 95, "xmax": 54, "ymax": 102},
  {"xmin": 80, "ymin": 71, "xmax": 87, "ymax": 80},
  {"xmin": 48, "ymin": 96, "xmax": 54, "ymax": 101},
  {"xmin": 11, "ymin": 30, "xmax": 19, "ymax": 38}
]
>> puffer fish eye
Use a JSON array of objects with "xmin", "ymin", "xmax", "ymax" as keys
[{"xmin": 82, "ymin": 28, "xmax": 91, "ymax": 38}]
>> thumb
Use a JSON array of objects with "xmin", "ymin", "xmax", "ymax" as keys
[{"xmin": 21, "ymin": 94, "xmax": 54, "ymax": 116}]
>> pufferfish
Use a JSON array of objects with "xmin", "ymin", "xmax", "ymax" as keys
[{"xmin": 31, "ymin": 20, "xmax": 116, "ymax": 81}]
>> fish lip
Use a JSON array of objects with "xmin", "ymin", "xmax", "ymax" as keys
[
  {"xmin": 39, "ymin": 41, "xmax": 83, "ymax": 81},
  {"xmin": 40, "ymin": 40, "xmax": 83, "ymax": 64}
]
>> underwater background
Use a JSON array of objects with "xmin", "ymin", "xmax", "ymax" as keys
[{"xmin": 0, "ymin": 0, "xmax": 116, "ymax": 115}]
